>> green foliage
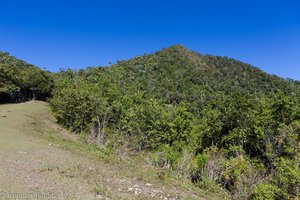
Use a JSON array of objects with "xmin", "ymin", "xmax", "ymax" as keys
[
  {"xmin": 195, "ymin": 176, "xmax": 224, "ymax": 194},
  {"xmin": 121, "ymin": 97, "xmax": 193, "ymax": 150},
  {"xmin": 251, "ymin": 183, "xmax": 281, "ymax": 200},
  {"xmin": 150, "ymin": 144, "xmax": 181, "ymax": 168},
  {"xmin": 221, "ymin": 155, "xmax": 253, "ymax": 197},
  {"xmin": 196, "ymin": 153, "xmax": 208, "ymax": 169},
  {"xmin": 49, "ymin": 45, "xmax": 300, "ymax": 199},
  {"xmin": 0, "ymin": 52, "xmax": 54, "ymax": 103},
  {"xmin": 273, "ymin": 157, "xmax": 300, "ymax": 199}
]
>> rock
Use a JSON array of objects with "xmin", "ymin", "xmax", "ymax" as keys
[{"xmin": 134, "ymin": 190, "xmax": 140, "ymax": 195}]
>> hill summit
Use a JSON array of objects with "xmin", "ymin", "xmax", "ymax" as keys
[{"xmin": 106, "ymin": 45, "xmax": 300, "ymax": 103}]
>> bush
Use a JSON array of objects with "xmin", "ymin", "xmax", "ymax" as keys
[
  {"xmin": 149, "ymin": 144, "xmax": 181, "ymax": 169},
  {"xmin": 251, "ymin": 183, "xmax": 281, "ymax": 200}
]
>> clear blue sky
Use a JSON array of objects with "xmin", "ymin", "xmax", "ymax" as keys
[{"xmin": 0, "ymin": 0, "xmax": 299, "ymax": 80}]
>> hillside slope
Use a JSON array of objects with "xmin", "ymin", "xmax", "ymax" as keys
[
  {"xmin": 0, "ymin": 52, "xmax": 53, "ymax": 103},
  {"xmin": 50, "ymin": 45, "xmax": 300, "ymax": 199},
  {"xmin": 0, "ymin": 101, "xmax": 223, "ymax": 200}
]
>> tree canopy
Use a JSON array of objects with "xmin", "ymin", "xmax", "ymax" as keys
[
  {"xmin": 50, "ymin": 45, "xmax": 300, "ymax": 199},
  {"xmin": 0, "ymin": 52, "xmax": 54, "ymax": 103}
]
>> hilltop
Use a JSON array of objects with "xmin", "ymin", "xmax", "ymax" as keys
[{"xmin": 107, "ymin": 45, "xmax": 300, "ymax": 100}]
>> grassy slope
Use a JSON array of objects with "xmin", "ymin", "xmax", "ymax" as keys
[{"xmin": 0, "ymin": 101, "xmax": 226, "ymax": 200}]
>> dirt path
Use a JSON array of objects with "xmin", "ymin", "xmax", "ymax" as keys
[{"xmin": 0, "ymin": 101, "xmax": 222, "ymax": 200}]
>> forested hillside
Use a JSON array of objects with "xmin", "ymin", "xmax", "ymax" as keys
[
  {"xmin": 0, "ymin": 52, "xmax": 54, "ymax": 103},
  {"xmin": 50, "ymin": 45, "xmax": 300, "ymax": 199},
  {"xmin": 1, "ymin": 46, "xmax": 298, "ymax": 199}
]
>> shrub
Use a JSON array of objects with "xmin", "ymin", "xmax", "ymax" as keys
[{"xmin": 251, "ymin": 183, "xmax": 281, "ymax": 200}]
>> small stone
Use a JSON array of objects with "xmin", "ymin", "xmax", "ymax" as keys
[{"xmin": 145, "ymin": 183, "xmax": 152, "ymax": 186}]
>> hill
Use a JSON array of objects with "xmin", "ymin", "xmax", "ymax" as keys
[
  {"xmin": 50, "ymin": 45, "xmax": 300, "ymax": 199},
  {"xmin": 110, "ymin": 45, "xmax": 300, "ymax": 101},
  {"xmin": 0, "ymin": 52, "xmax": 54, "ymax": 103}
]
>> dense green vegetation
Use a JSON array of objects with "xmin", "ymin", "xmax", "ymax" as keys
[
  {"xmin": 1, "ymin": 46, "xmax": 299, "ymax": 199},
  {"xmin": 0, "ymin": 52, "xmax": 54, "ymax": 103},
  {"xmin": 49, "ymin": 46, "xmax": 300, "ymax": 199}
]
